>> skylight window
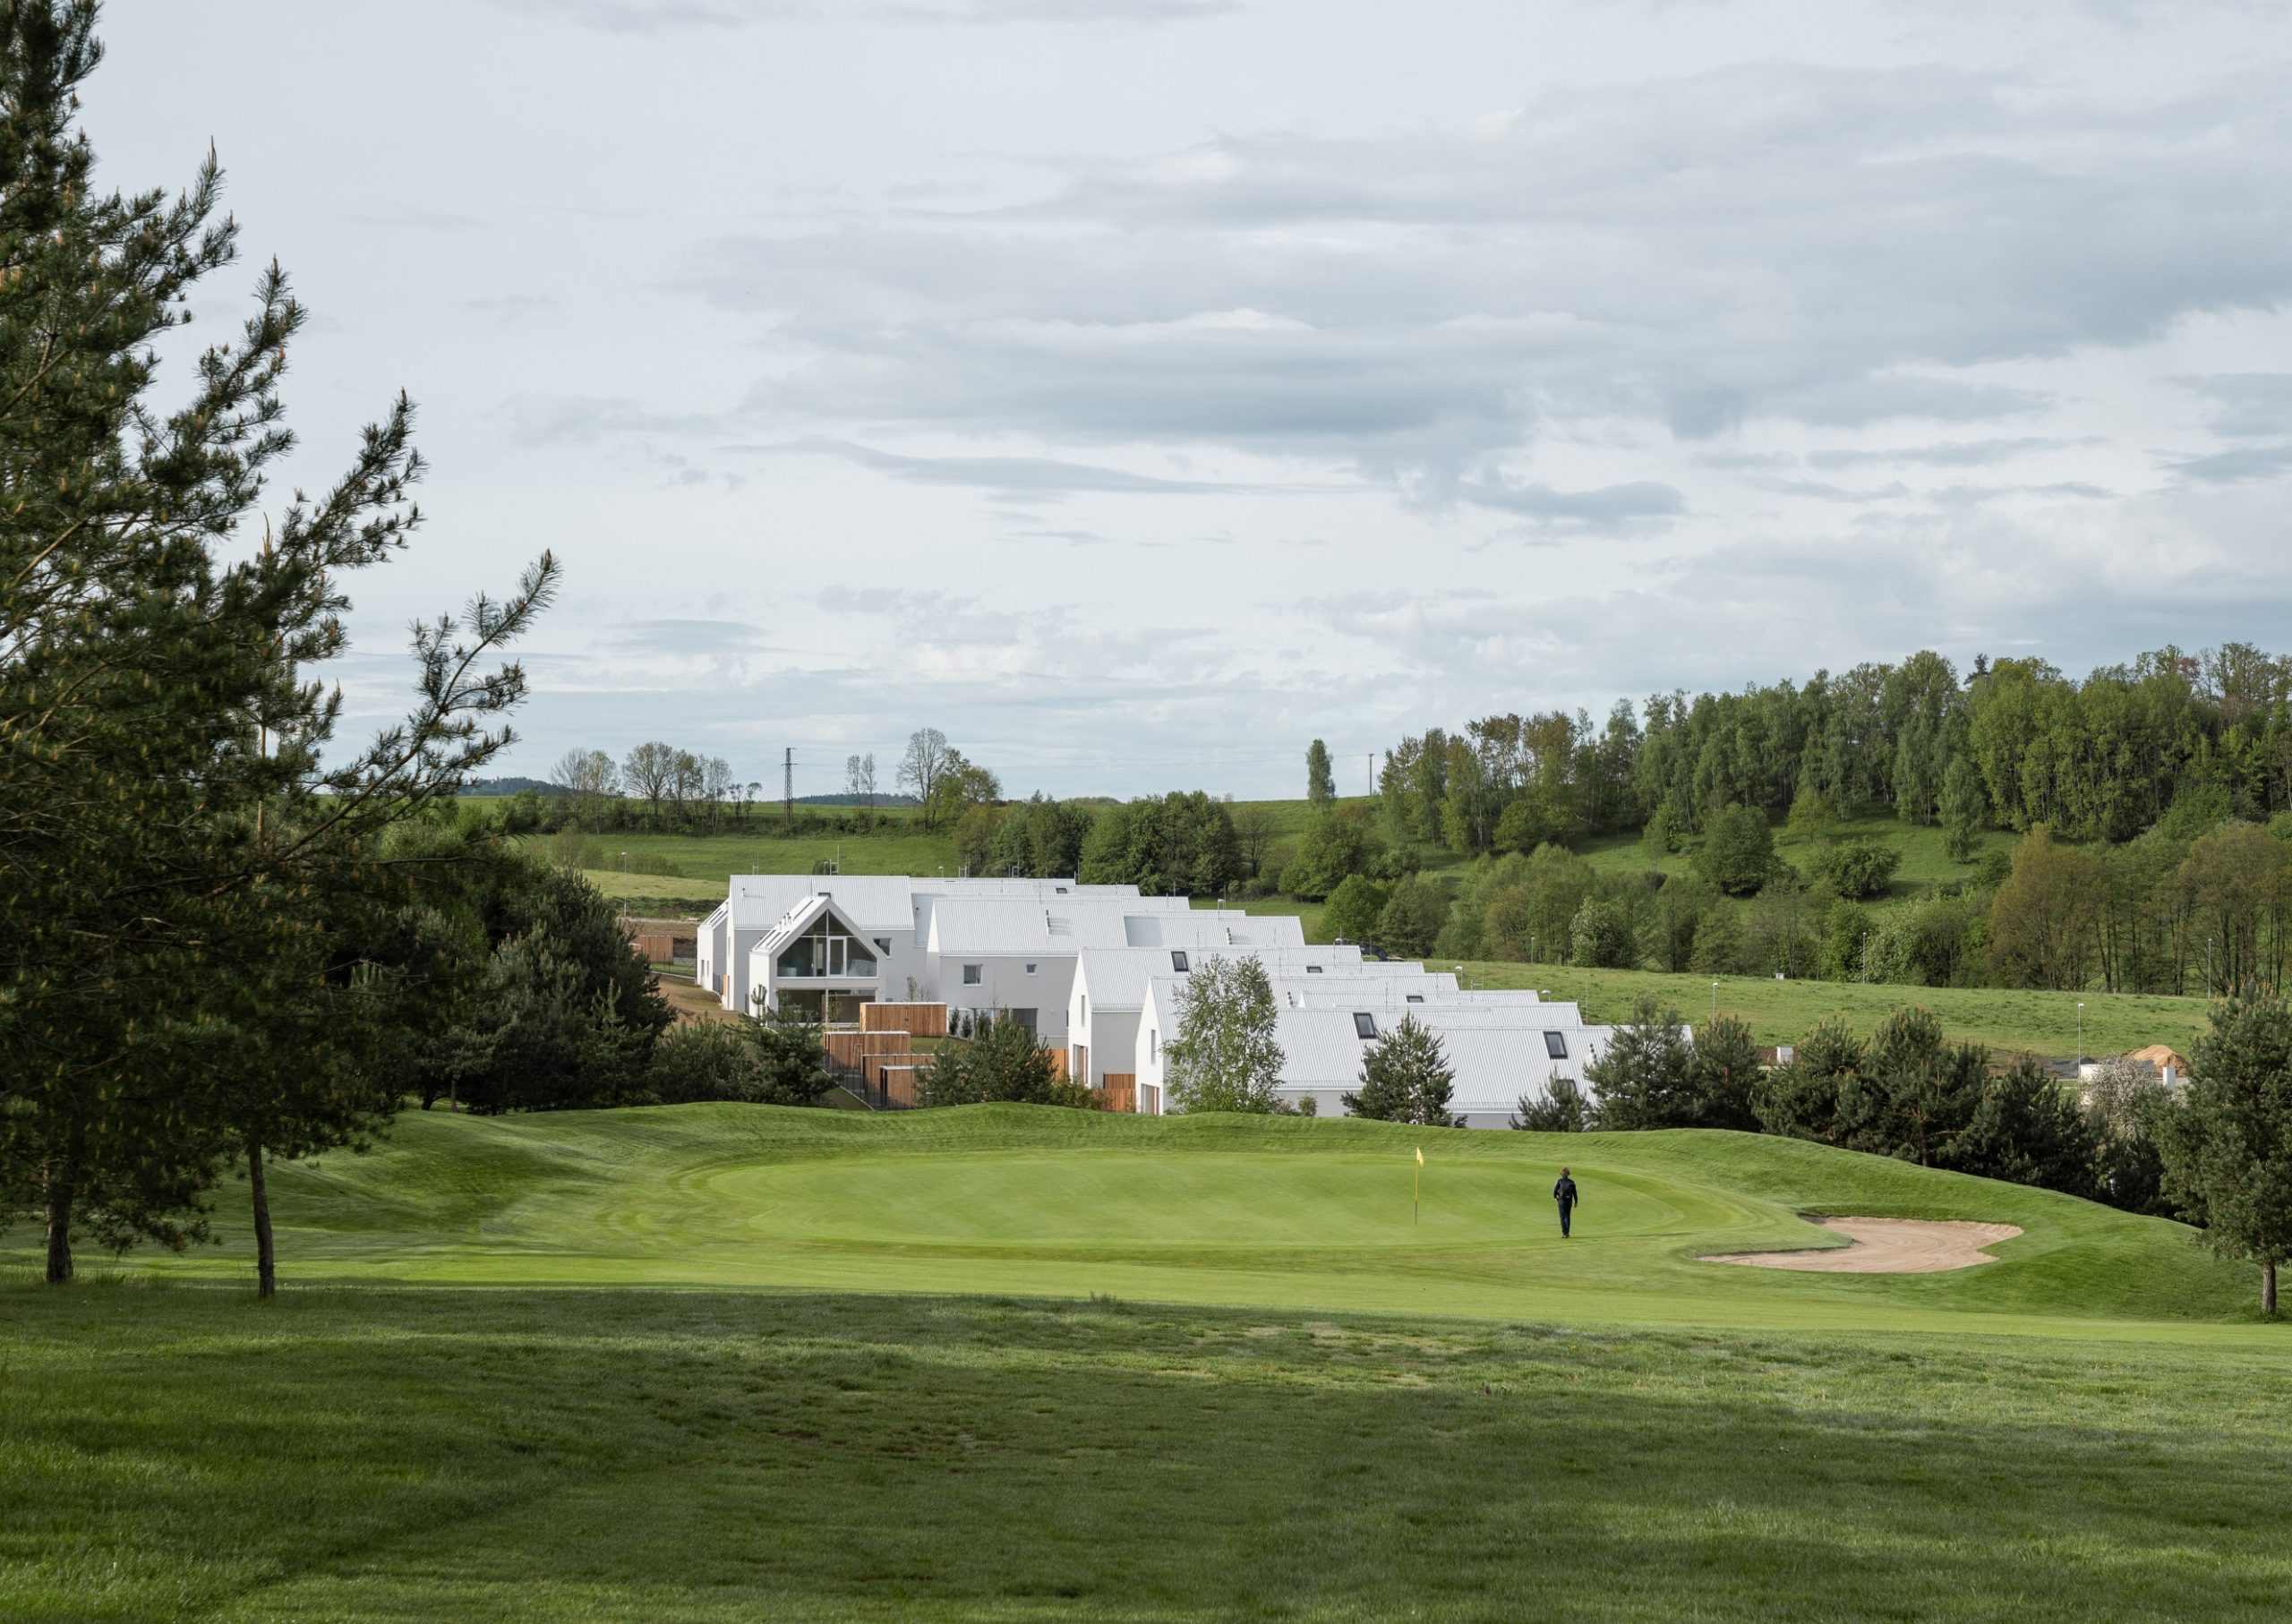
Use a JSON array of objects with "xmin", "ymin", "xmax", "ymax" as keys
[
  {"xmin": 1304, "ymin": 964, "xmax": 1323, "ymax": 975},
  {"xmin": 1353, "ymin": 1012, "xmax": 1378, "ymax": 1040},
  {"xmin": 1171, "ymin": 950, "xmax": 1190, "ymax": 972},
  {"xmin": 1544, "ymin": 1030, "xmax": 1569, "ymax": 1059},
  {"xmin": 1406, "ymin": 994, "xmax": 1424, "ymax": 1003}
]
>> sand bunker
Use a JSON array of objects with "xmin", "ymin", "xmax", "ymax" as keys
[{"xmin": 1704, "ymin": 1217, "xmax": 2023, "ymax": 1274}]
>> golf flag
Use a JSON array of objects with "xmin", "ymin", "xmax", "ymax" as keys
[
  {"xmin": 1413, "ymin": 1146, "xmax": 1424, "ymax": 1225},
  {"xmin": 1415, "ymin": 1147, "xmax": 1424, "ymax": 1167}
]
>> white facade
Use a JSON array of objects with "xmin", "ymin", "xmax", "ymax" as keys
[
  {"xmin": 697, "ymin": 872, "xmax": 1619, "ymax": 1126},
  {"xmin": 697, "ymin": 875, "xmax": 1158, "ymax": 1018},
  {"xmin": 1133, "ymin": 976, "xmax": 1615, "ymax": 1128}
]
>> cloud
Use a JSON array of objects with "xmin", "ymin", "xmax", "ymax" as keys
[
  {"xmin": 603, "ymin": 618, "xmax": 776, "ymax": 654},
  {"xmin": 1807, "ymin": 437, "xmax": 2087, "ymax": 469},
  {"xmin": 2169, "ymin": 443, "xmax": 2292, "ymax": 483},
  {"xmin": 1455, "ymin": 474, "xmax": 1686, "ymax": 530},
  {"xmin": 500, "ymin": 395, "xmax": 727, "ymax": 448},
  {"xmin": 2177, "ymin": 372, "xmax": 2292, "ymax": 438},
  {"xmin": 743, "ymin": 438, "xmax": 1292, "ymax": 499},
  {"xmin": 475, "ymin": 0, "xmax": 1229, "ymax": 29},
  {"xmin": 676, "ymin": 58, "xmax": 2292, "ymax": 494}
]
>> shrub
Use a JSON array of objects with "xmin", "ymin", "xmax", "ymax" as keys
[
  {"xmin": 1810, "ymin": 836, "xmax": 1902, "ymax": 899},
  {"xmin": 648, "ymin": 1021, "xmax": 761, "ymax": 1103},
  {"xmin": 1376, "ymin": 875, "xmax": 1451, "ymax": 958},
  {"xmin": 1510, "ymin": 1074, "xmax": 1589, "ymax": 1132},
  {"xmin": 918, "ymin": 1013, "xmax": 1060, "ymax": 1106},
  {"xmin": 1321, "ymin": 874, "xmax": 1390, "ymax": 944},
  {"xmin": 1568, "ymin": 897, "xmax": 1636, "ymax": 969},
  {"xmin": 1694, "ymin": 804, "xmax": 1775, "ymax": 895}
]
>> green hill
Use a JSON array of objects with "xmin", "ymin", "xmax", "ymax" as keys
[{"xmin": 63, "ymin": 1105, "xmax": 2262, "ymax": 1339}]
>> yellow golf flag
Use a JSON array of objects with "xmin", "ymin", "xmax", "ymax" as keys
[
  {"xmin": 1415, "ymin": 1147, "xmax": 1424, "ymax": 1167},
  {"xmin": 1412, "ymin": 1145, "xmax": 1423, "ymax": 1226}
]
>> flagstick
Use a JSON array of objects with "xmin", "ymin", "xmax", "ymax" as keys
[{"xmin": 1413, "ymin": 1151, "xmax": 1421, "ymax": 1227}]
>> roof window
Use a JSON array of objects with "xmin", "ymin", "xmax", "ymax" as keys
[
  {"xmin": 1544, "ymin": 1030, "xmax": 1569, "ymax": 1059},
  {"xmin": 1171, "ymin": 950, "xmax": 1190, "ymax": 972},
  {"xmin": 1353, "ymin": 1012, "xmax": 1378, "ymax": 1040}
]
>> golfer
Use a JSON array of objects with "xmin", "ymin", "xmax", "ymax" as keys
[{"xmin": 1552, "ymin": 1167, "xmax": 1579, "ymax": 1238}]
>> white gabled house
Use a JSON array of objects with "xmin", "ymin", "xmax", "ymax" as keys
[
  {"xmin": 1131, "ymin": 980, "xmax": 1615, "ymax": 1127},
  {"xmin": 696, "ymin": 872, "xmax": 1620, "ymax": 1126}
]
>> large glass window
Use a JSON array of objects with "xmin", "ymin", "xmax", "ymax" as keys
[{"xmin": 775, "ymin": 918, "xmax": 878, "ymax": 979}]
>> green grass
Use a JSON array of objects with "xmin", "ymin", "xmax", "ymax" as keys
[
  {"xmin": 14, "ymin": 1106, "xmax": 2266, "ymax": 1337},
  {"xmin": 4, "ymin": 1107, "xmax": 2288, "ymax": 1620},
  {"xmin": 1457, "ymin": 962, "xmax": 2207, "ymax": 1058}
]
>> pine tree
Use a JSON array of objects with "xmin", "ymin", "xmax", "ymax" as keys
[
  {"xmin": 1305, "ymin": 739, "xmax": 1336, "ymax": 806},
  {"xmin": 0, "ymin": 3, "xmax": 555, "ymax": 1287},
  {"xmin": 1343, "ymin": 1014, "xmax": 1455, "ymax": 1125}
]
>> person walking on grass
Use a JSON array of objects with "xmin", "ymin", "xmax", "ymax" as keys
[{"xmin": 1553, "ymin": 1167, "xmax": 1580, "ymax": 1238}]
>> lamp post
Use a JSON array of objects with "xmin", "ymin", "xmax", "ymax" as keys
[
  {"xmin": 2076, "ymin": 1002, "xmax": 2085, "ymax": 1077},
  {"xmin": 1710, "ymin": 979, "xmax": 1718, "ymax": 1026}
]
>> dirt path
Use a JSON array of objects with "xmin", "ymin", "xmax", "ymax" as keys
[{"xmin": 1703, "ymin": 1217, "xmax": 2023, "ymax": 1274}]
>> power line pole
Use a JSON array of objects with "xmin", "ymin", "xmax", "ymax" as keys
[{"xmin": 783, "ymin": 747, "xmax": 794, "ymax": 828}]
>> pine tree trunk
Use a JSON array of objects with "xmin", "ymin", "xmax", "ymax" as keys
[
  {"xmin": 2265, "ymin": 1260, "xmax": 2278, "ymax": 1316},
  {"xmin": 43, "ymin": 1166, "xmax": 73, "ymax": 1285},
  {"xmin": 247, "ymin": 1133, "xmax": 276, "ymax": 1299}
]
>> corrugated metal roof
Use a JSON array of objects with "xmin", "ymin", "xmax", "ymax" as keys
[
  {"xmin": 723, "ymin": 875, "xmax": 1150, "ymax": 932},
  {"xmin": 1270, "ymin": 1006, "xmax": 1614, "ymax": 1098}
]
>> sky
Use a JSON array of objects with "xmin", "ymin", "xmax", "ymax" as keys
[{"xmin": 84, "ymin": 0, "xmax": 2292, "ymax": 799}]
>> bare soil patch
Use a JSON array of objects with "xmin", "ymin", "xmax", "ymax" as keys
[{"xmin": 1704, "ymin": 1217, "xmax": 2023, "ymax": 1274}]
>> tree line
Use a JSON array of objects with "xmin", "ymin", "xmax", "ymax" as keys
[
  {"xmin": 1380, "ymin": 645, "xmax": 2292, "ymax": 856},
  {"xmin": 530, "ymin": 727, "xmax": 1000, "ymax": 835}
]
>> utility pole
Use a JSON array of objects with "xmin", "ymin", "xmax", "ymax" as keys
[{"xmin": 783, "ymin": 747, "xmax": 794, "ymax": 828}]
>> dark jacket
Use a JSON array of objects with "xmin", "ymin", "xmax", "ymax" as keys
[{"xmin": 1552, "ymin": 1175, "xmax": 1578, "ymax": 1207}]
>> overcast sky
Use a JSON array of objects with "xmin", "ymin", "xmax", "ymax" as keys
[{"xmin": 85, "ymin": 0, "xmax": 2292, "ymax": 798}]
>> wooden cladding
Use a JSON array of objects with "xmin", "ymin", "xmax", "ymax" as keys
[
  {"xmin": 862, "ymin": 1002, "xmax": 950, "ymax": 1038},
  {"xmin": 1101, "ymin": 1073, "xmax": 1137, "ymax": 1114}
]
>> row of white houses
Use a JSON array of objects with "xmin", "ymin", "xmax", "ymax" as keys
[{"xmin": 697, "ymin": 875, "xmax": 1616, "ymax": 1128}]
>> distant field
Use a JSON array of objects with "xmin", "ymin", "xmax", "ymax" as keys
[{"xmin": 1457, "ymin": 962, "xmax": 2204, "ymax": 1058}]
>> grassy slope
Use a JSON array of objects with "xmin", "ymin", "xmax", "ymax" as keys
[
  {"xmin": 4, "ymin": 1108, "xmax": 2289, "ymax": 1621},
  {"xmin": 26, "ymin": 1106, "xmax": 2264, "ymax": 1339},
  {"xmin": 1456, "ymin": 963, "xmax": 2207, "ymax": 1056}
]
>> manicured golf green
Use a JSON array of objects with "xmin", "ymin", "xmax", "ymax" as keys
[
  {"xmin": 5, "ymin": 1107, "xmax": 2287, "ymax": 1620},
  {"xmin": 47, "ymin": 1105, "xmax": 2272, "ymax": 1340}
]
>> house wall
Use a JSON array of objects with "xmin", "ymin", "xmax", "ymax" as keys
[{"xmin": 943, "ymin": 953, "xmax": 1077, "ymax": 1046}]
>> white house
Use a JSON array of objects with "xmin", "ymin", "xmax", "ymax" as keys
[
  {"xmin": 697, "ymin": 872, "xmax": 1618, "ymax": 1125},
  {"xmin": 1132, "ymin": 982, "xmax": 1614, "ymax": 1126},
  {"xmin": 1064, "ymin": 944, "xmax": 1433, "ymax": 1087},
  {"xmin": 697, "ymin": 875, "xmax": 1170, "ymax": 1018}
]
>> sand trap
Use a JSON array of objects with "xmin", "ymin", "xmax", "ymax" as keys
[{"xmin": 1703, "ymin": 1217, "xmax": 2023, "ymax": 1274}]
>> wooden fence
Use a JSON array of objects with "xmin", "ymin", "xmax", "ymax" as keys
[
  {"xmin": 1101, "ymin": 1073, "xmax": 1136, "ymax": 1113},
  {"xmin": 623, "ymin": 917, "xmax": 698, "ymax": 964},
  {"xmin": 863, "ymin": 1002, "xmax": 949, "ymax": 1038}
]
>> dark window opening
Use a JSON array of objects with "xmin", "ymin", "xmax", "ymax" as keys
[
  {"xmin": 1544, "ymin": 1030, "xmax": 1569, "ymax": 1059},
  {"xmin": 1171, "ymin": 950, "xmax": 1190, "ymax": 972},
  {"xmin": 1353, "ymin": 1012, "xmax": 1378, "ymax": 1040}
]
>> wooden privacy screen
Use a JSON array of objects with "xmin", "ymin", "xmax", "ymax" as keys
[
  {"xmin": 862, "ymin": 1002, "xmax": 949, "ymax": 1038},
  {"xmin": 824, "ymin": 1030, "xmax": 914, "ymax": 1070},
  {"xmin": 875, "ymin": 1063, "xmax": 927, "ymax": 1108},
  {"xmin": 1101, "ymin": 1073, "xmax": 1136, "ymax": 1113}
]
